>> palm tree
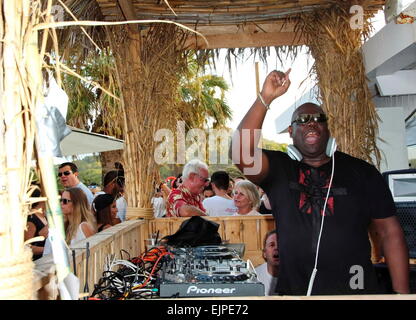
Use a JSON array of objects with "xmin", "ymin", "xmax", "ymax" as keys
[
  {"xmin": 178, "ymin": 54, "xmax": 232, "ymax": 130},
  {"xmin": 63, "ymin": 50, "xmax": 232, "ymax": 176}
]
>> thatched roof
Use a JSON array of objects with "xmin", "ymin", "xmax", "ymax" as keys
[
  {"xmin": 63, "ymin": 0, "xmax": 385, "ymax": 49},
  {"xmin": 97, "ymin": 0, "xmax": 384, "ymax": 24}
]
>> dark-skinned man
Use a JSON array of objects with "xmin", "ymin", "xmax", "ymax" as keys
[{"xmin": 231, "ymin": 69, "xmax": 409, "ymax": 295}]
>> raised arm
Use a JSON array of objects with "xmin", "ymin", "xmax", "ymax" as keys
[{"xmin": 231, "ymin": 69, "xmax": 291, "ymax": 184}]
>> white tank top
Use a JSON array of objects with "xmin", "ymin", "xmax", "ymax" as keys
[{"xmin": 70, "ymin": 223, "xmax": 88, "ymax": 246}]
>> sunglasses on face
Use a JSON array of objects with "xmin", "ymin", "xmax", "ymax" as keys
[
  {"xmin": 60, "ymin": 198, "xmax": 72, "ymax": 205},
  {"xmin": 58, "ymin": 170, "xmax": 72, "ymax": 177},
  {"xmin": 291, "ymin": 113, "xmax": 328, "ymax": 125}
]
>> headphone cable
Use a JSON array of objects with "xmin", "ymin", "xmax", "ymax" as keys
[{"xmin": 306, "ymin": 154, "xmax": 336, "ymax": 296}]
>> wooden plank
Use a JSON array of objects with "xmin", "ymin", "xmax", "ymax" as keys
[
  {"xmin": 117, "ymin": 0, "xmax": 141, "ymax": 33},
  {"xmin": 184, "ymin": 31, "xmax": 305, "ymax": 49},
  {"xmin": 241, "ymin": 219, "xmax": 259, "ymax": 252},
  {"xmin": 223, "ymin": 219, "xmax": 242, "ymax": 244}
]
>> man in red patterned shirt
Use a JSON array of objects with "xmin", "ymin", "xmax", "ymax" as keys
[{"xmin": 167, "ymin": 159, "xmax": 210, "ymax": 217}]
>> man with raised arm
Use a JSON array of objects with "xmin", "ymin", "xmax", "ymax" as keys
[{"xmin": 231, "ymin": 70, "xmax": 409, "ymax": 295}]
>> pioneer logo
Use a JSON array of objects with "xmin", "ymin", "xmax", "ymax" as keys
[{"xmin": 186, "ymin": 285, "xmax": 236, "ymax": 295}]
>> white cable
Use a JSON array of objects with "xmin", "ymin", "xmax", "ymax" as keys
[{"xmin": 306, "ymin": 154, "xmax": 335, "ymax": 296}]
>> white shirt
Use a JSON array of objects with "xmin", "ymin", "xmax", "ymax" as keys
[
  {"xmin": 202, "ymin": 196, "xmax": 237, "ymax": 216},
  {"xmin": 233, "ymin": 209, "xmax": 261, "ymax": 216},
  {"xmin": 43, "ymin": 223, "xmax": 89, "ymax": 256},
  {"xmin": 116, "ymin": 196, "xmax": 127, "ymax": 221},
  {"xmin": 70, "ymin": 223, "xmax": 88, "ymax": 246},
  {"xmin": 255, "ymin": 263, "xmax": 278, "ymax": 296},
  {"xmin": 76, "ymin": 182, "xmax": 94, "ymax": 206},
  {"xmin": 151, "ymin": 197, "xmax": 166, "ymax": 218}
]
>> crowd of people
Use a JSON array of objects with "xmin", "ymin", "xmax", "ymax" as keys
[
  {"xmin": 25, "ymin": 162, "xmax": 126, "ymax": 260},
  {"xmin": 25, "ymin": 67, "xmax": 410, "ymax": 296},
  {"xmin": 150, "ymin": 160, "xmax": 272, "ymax": 219}
]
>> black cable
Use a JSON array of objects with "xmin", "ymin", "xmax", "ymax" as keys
[
  {"xmin": 83, "ymin": 242, "xmax": 90, "ymax": 299},
  {"xmin": 90, "ymin": 248, "xmax": 171, "ymax": 300},
  {"xmin": 72, "ymin": 249, "xmax": 77, "ymax": 276}
]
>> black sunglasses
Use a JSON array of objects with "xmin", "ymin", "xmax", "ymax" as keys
[
  {"xmin": 291, "ymin": 113, "xmax": 328, "ymax": 125},
  {"xmin": 58, "ymin": 170, "xmax": 72, "ymax": 177},
  {"xmin": 60, "ymin": 198, "xmax": 72, "ymax": 204}
]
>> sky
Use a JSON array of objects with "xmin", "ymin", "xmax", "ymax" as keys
[{"xmin": 215, "ymin": 47, "xmax": 315, "ymax": 144}]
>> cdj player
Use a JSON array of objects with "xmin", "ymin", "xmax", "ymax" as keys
[{"xmin": 158, "ymin": 245, "xmax": 264, "ymax": 297}]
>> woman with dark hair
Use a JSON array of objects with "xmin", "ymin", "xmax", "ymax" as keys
[
  {"xmin": 25, "ymin": 187, "xmax": 48, "ymax": 260},
  {"xmin": 92, "ymin": 194, "xmax": 118, "ymax": 232}
]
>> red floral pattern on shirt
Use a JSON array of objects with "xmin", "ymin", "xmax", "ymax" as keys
[
  {"xmin": 166, "ymin": 185, "xmax": 205, "ymax": 217},
  {"xmin": 298, "ymin": 167, "xmax": 334, "ymax": 216}
]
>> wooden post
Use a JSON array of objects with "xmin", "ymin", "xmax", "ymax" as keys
[{"xmin": 255, "ymin": 62, "xmax": 260, "ymax": 95}]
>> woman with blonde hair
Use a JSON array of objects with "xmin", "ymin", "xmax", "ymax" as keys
[
  {"xmin": 61, "ymin": 187, "xmax": 97, "ymax": 245},
  {"xmin": 233, "ymin": 180, "xmax": 261, "ymax": 216}
]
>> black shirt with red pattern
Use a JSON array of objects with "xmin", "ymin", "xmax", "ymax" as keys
[{"xmin": 260, "ymin": 150, "xmax": 395, "ymax": 295}]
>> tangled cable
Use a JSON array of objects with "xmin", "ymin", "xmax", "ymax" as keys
[{"xmin": 90, "ymin": 246, "xmax": 173, "ymax": 300}]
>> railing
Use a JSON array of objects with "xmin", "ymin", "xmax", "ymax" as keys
[
  {"xmin": 33, "ymin": 216, "xmax": 275, "ymax": 298},
  {"xmin": 148, "ymin": 214, "xmax": 276, "ymax": 267},
  {"xmin": 32, "ymin": 214, "xmax": 415, "ymax": 299},
  {"xmin": 33, "ymin": 219, "xmax": 147, "ymax": 299}
]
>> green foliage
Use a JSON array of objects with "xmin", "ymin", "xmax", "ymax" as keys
[
  {"xmin": 261, "ymin": 138, "xmax": 288, "ymax": 152},
  {"xmin": 208, "ymin": 163, "xmax": 243, "ymax": 179},
  {"xmin": 178, "ymin": 54, "xmax": 233, "ymax": 130},
  {"xmin": 74, "ymin": 155, "xmax": 103, "ymax": 186}
]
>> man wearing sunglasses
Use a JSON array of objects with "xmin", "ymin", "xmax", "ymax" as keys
[
  {"xmin": 166, "ymin": 159, "xmax": 209, "ymax": 217},
  {"xmin": 231, "ymin": 70, "xmax": 409, "ymax": 296},
  {"xmin": 58, "ymin": 162, "xmax": 94, "ymax": 206}
]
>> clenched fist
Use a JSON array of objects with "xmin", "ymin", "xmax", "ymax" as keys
[{"xmin": 260, "ymin": 69, "xmax": 291, "ymax": 107}]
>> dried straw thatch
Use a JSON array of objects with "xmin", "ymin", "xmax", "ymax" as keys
[
  {"xmin": 297, "ymin": 2, "xmax": 381, "ymax": 167},
  {"xmin": 0, "ymin": 0, "xmax": 44, "ymax": 299}
]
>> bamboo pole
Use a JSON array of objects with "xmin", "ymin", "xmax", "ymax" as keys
[
  {"xmin": 255, "ymin": 61, "xmax": 260, "ymax": 95},
  {"xmin": 107, "ymin": 24, "xmax": 189, "ymax": 217},
  {"xmin": 0, "ymin": 0, "xmax": 39, "ymax": 300}
]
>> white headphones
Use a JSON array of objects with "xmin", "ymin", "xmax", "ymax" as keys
[{"xmin": 287, "ymin": 137, "xmax": 337, "ymax": 161}]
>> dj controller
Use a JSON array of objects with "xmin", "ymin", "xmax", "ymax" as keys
[{"xmin": 158, "ymin": 245, "xmax": 264, "ymax": 297}]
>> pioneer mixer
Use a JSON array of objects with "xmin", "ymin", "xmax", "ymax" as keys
[{"xmin": 158, "ymin": 245, "xmax": 264, "ymax": 297}]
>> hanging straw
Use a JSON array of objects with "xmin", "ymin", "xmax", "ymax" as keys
[{"xmin": 296, "ymin": 3, "xmax": 381, "ymax": 167}]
